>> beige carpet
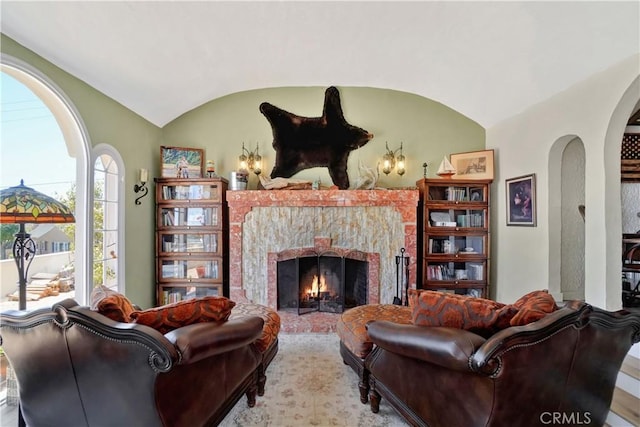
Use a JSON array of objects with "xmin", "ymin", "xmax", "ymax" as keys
[{"xmin": 220, "ymin": 333, "xmax": 409, "ymax": 427}]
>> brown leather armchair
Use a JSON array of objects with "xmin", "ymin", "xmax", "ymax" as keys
[
  {"xmin": 0, "ymin": 298, "xmax": 264, "ymax": 427},
  {"xmin": 365, "ymin": 301, "xmax": 640, "ymax": 427}
]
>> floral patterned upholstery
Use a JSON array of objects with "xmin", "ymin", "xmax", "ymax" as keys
[
  {"xmin": 336, "ymin": 304, "xmax": 412, "ymax": 359},
  {"xmin": 230, "ymin": 302, "xmax": 281, "ymax": 353}
]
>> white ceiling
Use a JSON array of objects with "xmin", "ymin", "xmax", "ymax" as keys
[{"xmin": 1, "ymin": 1, "xmax": 638, "ymax": 128}]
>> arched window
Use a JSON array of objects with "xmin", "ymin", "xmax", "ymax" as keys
[
  {"xmin": 1, "ymin": 53, "xmax": 91, "ymax": 303},
  {"xmin": 92, "ymin": 145, "xmax": 125, "ymax": 292}
]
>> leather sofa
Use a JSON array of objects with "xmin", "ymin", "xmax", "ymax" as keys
[
  {"xmin": 229, "ymin": 302, "xmax": 281, "ymax": 396},
  {"xmin": 0, "ymin": 298, "xmax": 265, "ymax": 427},
  {"xmin": 365, "ymin": 300, "xmax": 640, "ymax": 427}
]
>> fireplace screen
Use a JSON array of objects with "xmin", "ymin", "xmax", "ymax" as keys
[{"xmin": 277, "ymin": 251, "xmax": 368, "ymax": 315}]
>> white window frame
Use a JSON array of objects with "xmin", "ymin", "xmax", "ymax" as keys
[
  {"xmin": 92, "ymin": 144, "xmax": 126, "ymax": 293},
  {"xmin": 1, "ymin": 53, "xmax": 91, "ymax": 303}
]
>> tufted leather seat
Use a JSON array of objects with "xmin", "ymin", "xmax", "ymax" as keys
[
  {"xmin": 365, "ymin": 301, "xmax": 640, "ymax": 426},
  {"xmin": 1, "ymin": 298, "xmax": 264, "ymax": 427}
]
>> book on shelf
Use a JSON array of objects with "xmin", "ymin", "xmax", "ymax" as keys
[
  {"xmin": 163, "ymin": 210, "xmax": 175, "ymax": 226},
  {"xmin": 426, "ymin": 265, "xmax": 454, "ymax": 280},
  {"xmin": 162, "ymin": 186, "xmax": 173, "ymax": 200},
  {"xmin": 161, "ymin": 264, "xmax": 175, "ymax": 278},
  {"xmin": 203, "ymin": 234, "xmax": 218, "ymax": 253},
  {"xmin": 163, "ymin": 290, "xmax": 183, "ymax": 304},
  {"xmin": 163, "ymin": 261, "xmax": 186, "ymax": 279},
  {"xmin": 433, "ymin": 221, "xmax": 457, "ymax": 227},
  {"xmin": 468, "ymin": 264, "xmax": 484, "ymax": 280},
  {"xmin": 456, "ymin": 213, "xmax": 484, "ymax": 227},
  {"xmin": 189, "ymin": 185, "xmax": 203, "ymax": 200},
  {"xmin": 169, "ymin": 292, "xmax": 182, "ymax": 303},
  {"xmin": 445, "ymin": 187, "xmax": 468, "ymax": 201}
]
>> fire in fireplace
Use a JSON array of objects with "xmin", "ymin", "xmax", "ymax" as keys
[{"xmin": 277, "ymin": 251, "xmax": 368, "ymax": 315}]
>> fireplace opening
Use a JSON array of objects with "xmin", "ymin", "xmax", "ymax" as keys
[{"xmin": 277, "ymin": 251, "xmax": 368, "ymax": 314}]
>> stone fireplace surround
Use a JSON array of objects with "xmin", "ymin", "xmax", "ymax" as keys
[{"xmin": 227, "ymin": 189, "xmax": 419, "ymax": 332}]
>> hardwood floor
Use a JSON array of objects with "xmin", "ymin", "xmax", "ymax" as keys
[{"xmin": 608, "ymin": 353, "xmax": 640, "ymax": 427}]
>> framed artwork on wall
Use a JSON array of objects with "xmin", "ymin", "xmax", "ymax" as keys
[
  {"xmin": 506, "ymin": 173, "xmax": 536, "ymax": 226},
  {"xmin": 160, "ymin": 146, "xmax": 204, "ymax": 178},
  {"xmin": 450, "ymin": 149, "xmax": 494, "ymax": 180}
]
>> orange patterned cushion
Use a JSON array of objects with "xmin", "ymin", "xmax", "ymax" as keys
[
  {"xmin": 336, "ymin": 304, "xmax": 413, "ymax": 359},
  {"xmin": 229, "ymin": 303, "xmax": 281, "ymax": 353},
  {"xmin": 409, "ymin": 289, "xmax": 517, "ymax": 336},
  {"xmin": 90, "ymin": 285, "xmax": 136, "ymax": 323},
  {"xmin": 130, "ymin": 296, "xmax": 236, "ymax": 334},
  {"xmin": 509, "ymin": 290, "xmax": 558, "ymax": 326}
]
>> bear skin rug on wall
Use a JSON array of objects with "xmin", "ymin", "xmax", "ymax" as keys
[{"xmin": 260, "ymin": 86, "xmax": 373, "ymax": 189}]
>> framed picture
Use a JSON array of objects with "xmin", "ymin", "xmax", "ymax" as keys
[
  {"xmin": 450, "ymin": 149, "xmax": 495, "ymax": 180},
  {"xmin": 161, "ymin": 146, "xmax": 204, "ymax": 178},
  {"xmin": 506, "ymin": 174, "xmax": 536, "ymax": 226}
]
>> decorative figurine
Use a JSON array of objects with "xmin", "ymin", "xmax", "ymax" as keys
[{"xmin": 206, "ymin": 160, "xmax": 216, "ymax": 178}]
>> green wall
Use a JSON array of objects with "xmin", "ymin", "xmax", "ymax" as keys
[
  {"xmin": 2, "ymin": 33, "xmax": 485, "ymax": 308},
  {"xmin": 1, "ymin": 34, "xmax": 162, "ymax": 307},
  {"xmin": 164, "ymin": 87, "xmax": 485, "ymax": 189}
]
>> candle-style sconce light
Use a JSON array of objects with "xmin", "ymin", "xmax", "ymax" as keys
[
  {"xmin": 239, "ymin": 142, "xmax": 262, "ymax": 176},
  {"xmin": 134, "ymin": 168, "xmax": 149, "ymax": 205},
  {"xmin": 381, "ymin": 142, "xmax": 406, "ymax": 176}
]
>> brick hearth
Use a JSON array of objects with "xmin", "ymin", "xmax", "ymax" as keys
[{"xmin": 227, "ymin": 189, "xmax": 419, "ymax": 332}]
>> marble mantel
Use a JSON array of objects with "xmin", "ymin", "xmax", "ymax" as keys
[{"xmin": 227, "ymin": 189, "xmax": 419, "ymax": 307}]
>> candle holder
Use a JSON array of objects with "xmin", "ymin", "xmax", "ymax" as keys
[{"xmin": 134, "ymin": 168, "xmax": 149, "ymax": 205}]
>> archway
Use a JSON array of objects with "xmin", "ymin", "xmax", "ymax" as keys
[
  {"xmin": 603, "ymin": 75, "xmax": 640, "ymax": 309},
  {"xmin": 548, "ymin": 135, "xmax": 585, "ymax": 301}
]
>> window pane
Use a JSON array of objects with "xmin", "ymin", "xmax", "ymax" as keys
[{"xmin": 93, "ymin": 152, "xmax": 119, "ymax": 290}]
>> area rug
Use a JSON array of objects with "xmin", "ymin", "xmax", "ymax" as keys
[{"xmin": 220, "ymin": 333, "xmax": 409, "ymax": 427}]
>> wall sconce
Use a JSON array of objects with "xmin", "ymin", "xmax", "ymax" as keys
[
  {"xmin": 134, "ymin": 168, "xmax": 149, "ymax": 205},
  {"xmin": 239, "ymin": 142, "xmax": 262, "ymax": 176},
  {"xmin": 382, "ymin": 142, "xmax": 406, "ymax": 176}
]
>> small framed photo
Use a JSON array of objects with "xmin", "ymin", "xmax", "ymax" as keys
[
  {"xmin": 506, "ymin": 174, "xmax": 536, "ymax": 226},
  {"xmin": 450, "ymin": 149, "xmax": 495, "ymax": 180},
  {"xmin": 161, "ymin": 146, "xmax": 204, "ymax": 178}
]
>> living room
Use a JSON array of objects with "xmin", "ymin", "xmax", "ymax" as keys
[{"xmin": 1, "ymin": 1, "xmax": 639, "ymax": 426}]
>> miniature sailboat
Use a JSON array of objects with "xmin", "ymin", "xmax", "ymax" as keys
[{"xmin": 436, "ymin": 156, "xmax": 456, "ymax": 178}]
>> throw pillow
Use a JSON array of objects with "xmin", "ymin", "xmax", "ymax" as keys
[
  {"xmin": 130, "ymin": 296, "xmax": 236, "ymax": 334},
  {"xmin": 408, "ymin": 289, "xmax": 518, "ymax": 336},
  {"xmin": 509, "ymin": 290, "xmax": 558, "ymax": 326},
  {"xmin": 90, "ymin": 285, "xmax": 136, "ymax": 323}
]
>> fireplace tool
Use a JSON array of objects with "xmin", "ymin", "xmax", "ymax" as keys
[{"xmin": 394, "ymin": 247, "xmax": 410, "ymax": 305}]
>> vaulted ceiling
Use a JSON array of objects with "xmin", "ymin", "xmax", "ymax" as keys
[{"xmin": 1, "ymin": 1, "xmax": 638, "ymax": 128}]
